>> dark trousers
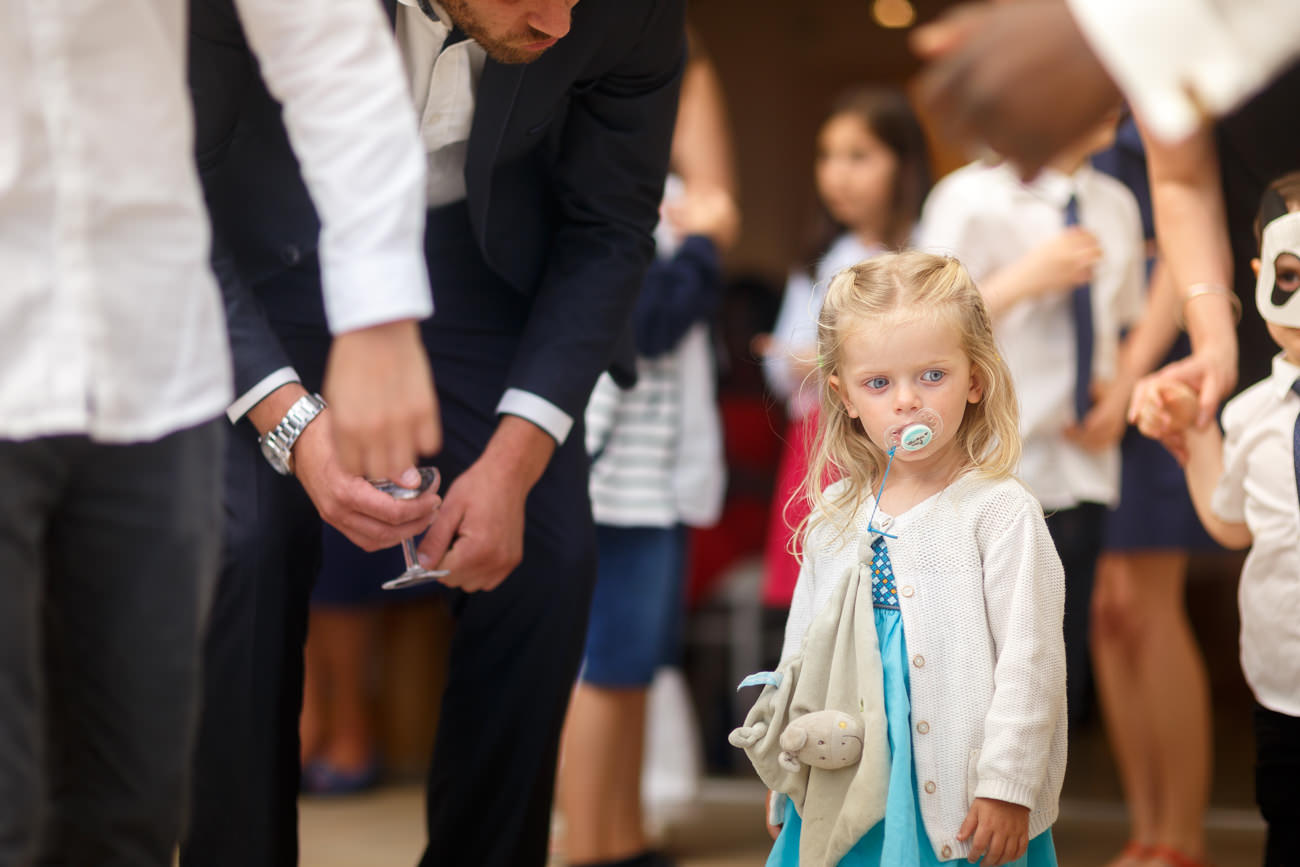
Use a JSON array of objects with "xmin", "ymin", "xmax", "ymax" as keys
[
  {"xmin": 1044, "ymin": 502, "xmax": 1105, "ymax": 725},
  {"xmin": 1255, "ymin": 703, "xmax": 1300, "ymax": 867},
  {"xmin": 183, "ymin": 203, "xmax": 599, "ymax": 867},
  {"xmin": 0, "ymin": 421, "xmax": 224, "ymax": 867}
]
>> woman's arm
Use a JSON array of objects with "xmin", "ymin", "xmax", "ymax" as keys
[{"xmin": 1140, "ymin": 122, "xmax": 1240, "ymax": 425}]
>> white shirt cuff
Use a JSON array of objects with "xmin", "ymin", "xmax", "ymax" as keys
[
  {"xmin": 319, "ymin": 249, "xmax": 434, "ymax": 335},
  {"xmin": 496, "ymin": 388, "xmax": 573, "ymax": 445},
  {"xmin": 226, "ymin": 367, "xmax": 301, "ymax": 423},
  {"xmin": 1065, "ymin": 0, "xmax": 1276, "ymax": 142}
]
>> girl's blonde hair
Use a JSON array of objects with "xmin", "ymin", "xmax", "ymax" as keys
[{"xmin": 795, "ymin": 251, "xmax": 1021, "ymax": 551}]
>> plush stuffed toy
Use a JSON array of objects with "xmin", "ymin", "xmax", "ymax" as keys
[{"xmin": 777, "ymin": 709, "xmax": 865, "ymax": 773}]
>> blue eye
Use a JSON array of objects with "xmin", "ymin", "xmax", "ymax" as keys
[
  {"xmin": 865, "ymin": 376, "xmax": 889, "ymax": 390},
  {"xmin": 921, "ymin": 369, "xmax": 945, "ymax": 383}
]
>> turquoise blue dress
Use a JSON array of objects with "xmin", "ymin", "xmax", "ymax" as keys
[{"xmin": 766, "ymin": 536, "xmax": 1058, "ymax": 867}]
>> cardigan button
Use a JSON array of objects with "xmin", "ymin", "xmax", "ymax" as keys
[
  {"xmin": 913, "ymin": 654, "xmax": 925, "ymax": 668},
  {"xmin": 916, "ymin": 721, "xmax": 930, "ymax": 734},
  {"xmin": 900, "ymin": 585, "xmax": 914, "ymax": 598},
  {"xmin": 942, "ymin": 845, "xmax": 953, "ymax": 859},
  {"xmin": 924, "ymin": 780, "xmax": 936, "ymax": 794}
]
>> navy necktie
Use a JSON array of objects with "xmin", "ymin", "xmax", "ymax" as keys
[
  {"xmin": 1292, "ymin": 379, "xmax": 1300, "ymax": 504},
  {"xmin": 1064, "ymin": 195, "xmax": 1094, "ymax": 423}
]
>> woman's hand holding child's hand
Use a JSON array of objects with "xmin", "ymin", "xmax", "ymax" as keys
[
  {"xmin": 1134, "ymin": 378, "xmax": 1199, "ymax": 465},
  {"xmin": 956, "ymin": 797, "xmax": 1030, "ymax": 867}
]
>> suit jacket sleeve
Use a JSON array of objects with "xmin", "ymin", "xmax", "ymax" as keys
[
  {"xmin": 190, "ymin": 0, "xmax": 299, "ymax": 400},
  {"xmin": 503, "ymin": 0, "xmax": 687, "ymax": 423},
  {"xmin": 211, "ymin": 229, "xmax": 298, "ymax": 400}
]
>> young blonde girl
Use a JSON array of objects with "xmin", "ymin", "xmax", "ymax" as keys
[
  {"xmin": 739, "ymin": 252, "xmax": 1067, "ymax": 867},
  {"xmin": 760, "ymin": 87, "xmax": 931, "ymax": 611}
]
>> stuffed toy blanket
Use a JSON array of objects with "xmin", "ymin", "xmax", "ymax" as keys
[{"xmin": 729, "ymin": 545, "xmax": 890, "ymax": 866}]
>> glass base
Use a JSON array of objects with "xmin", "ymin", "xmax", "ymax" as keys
[{"xmin": 382, "ymin": 566, "xmax": 450, "ymax": 591}]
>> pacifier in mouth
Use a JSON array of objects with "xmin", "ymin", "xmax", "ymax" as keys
[{"xmin": 884, "ymin": 408, "xmax": 944, "ymax": 453}]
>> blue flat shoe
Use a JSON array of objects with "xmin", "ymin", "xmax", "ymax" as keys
[{"xmin": 301, "ymin": 756, "xmax": 382, "ymax": 796}]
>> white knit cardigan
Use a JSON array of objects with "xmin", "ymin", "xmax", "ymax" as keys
[{"xmin": 781, "ymin": 473, "xmax": 1068, "ymax": 861}]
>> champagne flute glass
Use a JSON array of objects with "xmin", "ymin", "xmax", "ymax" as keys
[{"xmin": 369, "ymin": 467, "xmax": 449, "ymax": 590}]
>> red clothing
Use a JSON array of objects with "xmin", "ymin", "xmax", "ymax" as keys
[{"xmin": 761, "ymin": 413, "xmax": 819, "ymax": 607}]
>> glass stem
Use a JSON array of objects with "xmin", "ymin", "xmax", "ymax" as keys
[{"xmin": 401, "ymin": 537, "xmax": 422, "ymax": 572}]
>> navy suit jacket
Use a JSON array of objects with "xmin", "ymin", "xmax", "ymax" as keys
[{"xmin": 189, "ymin": 0, "xmax": 684, "ymax": 423}]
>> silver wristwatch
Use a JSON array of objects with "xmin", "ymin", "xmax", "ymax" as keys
[{"xmin": 258, "ymin": 393, "xmax": 327, "ymax": 476}]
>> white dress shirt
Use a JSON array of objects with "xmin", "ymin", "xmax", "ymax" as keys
[
  {"xmin": 1, "ymin": 0, "xmax": 230, "ymax": 442},
  {"xmin": 1212, "ymin": 353, "xmax": 1300, "ymax": 717},
  {"xmin": 918, "ymin": 161, "xmax": 1145, "ymax": 510},
  {"xmin": 0, "ymin": 0, "xmax": 432, "ymax": 441},
  {"xmin": 764, "ymin": 234, "xmax": 886, "ymax": 420},
  {"xmin": 1066, "ymin": 0, "xmax": 1300, "ymax": 142}
]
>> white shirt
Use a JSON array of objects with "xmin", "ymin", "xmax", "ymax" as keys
[
  {"xmin": 764, "ymin": 234, "xmax": 886, "ymax": 420},
  {"xmin": 782, "ymin": 474, "xmax": 1067, "ymax": 861},
  {"xmin": 918, "ymin": 161, "xmax": 1145, "ymax": 509},
  {"xmin": 1212, "ymin": 353, "xmax": 1300, "ymax": 717},
  {"xmin": 261, "ymin": 0, "xmax": 571, "ymax": 444},
  {"xmin": 0, "ymin": 0, "xmax": 432, "ymax": 442},
  {"xmin": 395, "ymin": 0, "xmax": 487, "ymax": 208},
  {"xmin": 1066, "ymin": 0, "xmax": 1300, "ymax": 143},
  {"xmin": 1, "ymin": 0, "xmax": 228, "ymax": 442}
]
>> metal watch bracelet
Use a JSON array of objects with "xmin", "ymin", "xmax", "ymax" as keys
[{"xmin": 259, "ymin": 392, "xmax": 327, "ymax": 475}]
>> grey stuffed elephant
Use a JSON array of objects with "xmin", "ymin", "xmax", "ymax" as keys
[{"xmin": 777, "ymin": 709, "xmax": 864, "ymax": 773}]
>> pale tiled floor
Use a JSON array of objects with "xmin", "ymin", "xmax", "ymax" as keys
[
  {"xmin": 300, "ymin": 774, "xmax": 1267, "ymax": 867},
  {"xmin": 300, "ymin": 555, "xmax": 1266, "ymax": 866}
]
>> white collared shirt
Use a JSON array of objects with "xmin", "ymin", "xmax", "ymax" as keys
[
  {"xmin": 1212, "ymin": 353, "xmax": 1300, "ymax": 717},
  {"xmin": 1066, "ymin": 0, "xmax": 1300, "ymax": 143},
  {"xmin": 394, "ymin": 0, "xmax": 571, "ymax": 444},
  {"xmin": 918, "ymin": 160, "xmax": 1145, "ymax": 509},
  {"xmin": 242, "ymin": 1, "xmax": 575, "ymax": 444},
  {"xmin": 396, "ymin": 0, "xmax": 487, "ymax": 208},
  {"xmin": 2, "ymin": 0, "xmax": 431, "ymax": 443}
]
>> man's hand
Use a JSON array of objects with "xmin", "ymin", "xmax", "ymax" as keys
[
  {"xmin": 912, "ymin": 0, "xmax": 1123, "ymax": 177},
  {"xmin": 247, "ymin": 382, "xmax": 440, "ymax": 550},
  {"xmin": 292, "ymin": 412, "xmax": 441, "ymax": 551},
  {"xmin": 956, "ymin": 797, "xmax": 1030, "ymax": 867},
  {"xmin": 322, "ymin": 319, "xmax": 441, "ymax": 481},
  {"xmin": 416, "ymin": 415, "xmax": 556, "ymax": 593}
]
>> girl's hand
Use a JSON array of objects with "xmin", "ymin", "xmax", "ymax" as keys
[
  {"xmin": 664, "ymin": 187, "xmax": 741, "ymax": 251},
  {"xmin": 764, "ymin": 790, "xmax": 784, "ymax": 840},
  {"xmin": 1065, "ymin": 378, "xmax": 1131, "ymax": 452},
  {"xmin": 956, "ymin": 797, "xmax": 1030, "ymax": 866}
]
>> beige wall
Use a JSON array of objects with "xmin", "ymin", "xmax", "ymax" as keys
[{"xmin": 689, "ymin": 0, "xmax": 964, "ymax": 284}]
